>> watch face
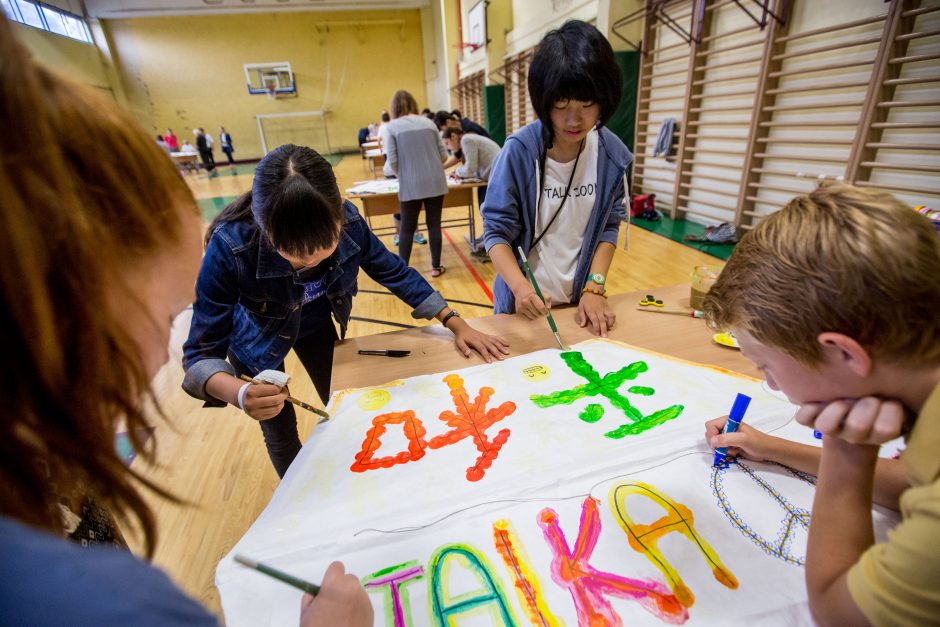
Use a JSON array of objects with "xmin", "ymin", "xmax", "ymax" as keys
[{"xmin": 590, "ymin": 273, "xmax": 605, "ymax": 285}]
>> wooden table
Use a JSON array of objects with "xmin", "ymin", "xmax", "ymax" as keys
[
  {"xmin": 331, "ymin": 284, "xmax": 757, "ymax": 393},
  {"xmin": 171, "ymin": 151, "xmax": 200, "ymax": 174},
  {"xmin": 347, "ymin": 180, "xmax": 487, "ymax": 248}
]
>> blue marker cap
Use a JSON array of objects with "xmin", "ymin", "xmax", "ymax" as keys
[
  {"xmin": 713, "ymin": 393, "xmax": 752, "ymax": 468},
  {"xmin": 813, "ymin": 430, "xmax": 822, "ymax": 440}
]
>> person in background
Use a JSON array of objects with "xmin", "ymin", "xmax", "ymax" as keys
[
  {"xmin": 702, "ymin": 184, "xmax": 940, "ymax": 626},
  {"xmin": 182, "ymin": 144, "xmax": 509, "ymax": 478},
  {"xmin": 378, "ymin": 110, "xmax": 427, "ymax": 247},
  {"xmin": 156, "ymin": 134, "xmax": 172, "ymax": 155},
  {"xmin": 179, "ymin": 139, "xmax": 197, "ymax": 154},
  {"xmin": 434, "ymin": 110, "xmax": 492, "ymax": 170},
  {"xmin": 481, "ymin": 20, "xmax": 631, "ymax": 337},
  {"xmin": 441, "ymin": 125, "xmax": 500, "ymax": 207},
  {"xmin": 386, "ymin": 91, "xmax": 449, "ymax": 277},
  {"xmin": 202, "ymin": 128, "xmax": 216, "ymax": 169},
  {"xmin": 220, "ymin": 126, "xmax": 234, "ymax": 166},
  {"xmin": 0, "ymin": 14, "xmax": 371, "ymax": 626},
  {"xmin": 164, "ymin": 127, "xmax": 179, "ymax": 152},
  {"xmin": 194, "ymin": 128, "xmax": 214, "ymax": 172}
]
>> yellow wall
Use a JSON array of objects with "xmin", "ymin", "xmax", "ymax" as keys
[
  {"xmin": 102, "ymin": 9, "xmax": 428, "ymax": 160},
  {"xmin": 12, "ymin": 22, "xmax": 113, "ymax": 97}
]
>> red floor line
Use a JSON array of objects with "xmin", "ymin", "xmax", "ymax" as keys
[{"xmin": 441, "ymin": 228, "xmax": 494, "ymax": 304}]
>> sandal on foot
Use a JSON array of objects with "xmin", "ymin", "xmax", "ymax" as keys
[{"xmin": 431, "ymin": 266, "xmax": 446, "ymax": 278}]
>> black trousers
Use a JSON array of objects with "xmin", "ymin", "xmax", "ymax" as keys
[
  {"xmin": 398, "ymin": 195, "xmax": 445, "ymax": 268},
  {"xmin": 228, "ymin": 323, "xmax": 337, "ymax": 478}
]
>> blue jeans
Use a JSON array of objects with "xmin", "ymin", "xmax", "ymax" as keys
[{"xmin": 228, "ymin": 323, "xmax": 337, "ymax": 478}]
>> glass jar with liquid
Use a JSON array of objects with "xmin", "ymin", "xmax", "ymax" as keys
[{"xmin": 690, "ymin": 264, "xmax": 723, "ymax": 310}]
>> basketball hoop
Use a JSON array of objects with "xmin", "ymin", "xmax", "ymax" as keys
[{"xmin": 264, "ymin": 79, "xmax": 277, "ymax": 99}]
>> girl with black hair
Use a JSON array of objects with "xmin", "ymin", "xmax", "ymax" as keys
[
  {"xmin": 183, "ymin": 144, "xmax": 509, "ymax": 477},
  {"xmin": 481, "ymin": 20, "xmax": 633, "ymax": 338}
]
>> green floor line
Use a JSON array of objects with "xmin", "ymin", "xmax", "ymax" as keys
[
  {"xmin": 632, "ymin": 215, "xmax": 736, "ymax": 261},
  {"xmin": 197, "ymin": 195, "xmax": 242, "ymax": 221}
]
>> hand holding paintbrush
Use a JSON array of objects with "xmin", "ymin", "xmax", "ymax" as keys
[{"xmin": 239, "ymin": 371, "xmax": 330, "ymax": 422}]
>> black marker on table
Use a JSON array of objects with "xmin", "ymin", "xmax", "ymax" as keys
[{"xmin": 358, "ymin": 349, "xmax": 411, "ymax": 357}]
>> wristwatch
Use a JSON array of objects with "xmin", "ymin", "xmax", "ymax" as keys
[
  {"xmin": 588, "ymin": 273, "xmax": 606, "ymax": 286},
  {"xmin": 441, "ymin": 309, "xmax": 461, "ymax": 327}
]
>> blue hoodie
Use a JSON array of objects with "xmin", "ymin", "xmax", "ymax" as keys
[{"xmin": 481, "ymin": 120, "xmax": 633, "ymax": 314}]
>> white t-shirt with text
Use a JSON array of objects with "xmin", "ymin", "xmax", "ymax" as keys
[{"xmin": 528, "ymin": 128, "xmax": 599, "ymax": 305}]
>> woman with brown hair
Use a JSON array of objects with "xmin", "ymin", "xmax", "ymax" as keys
[
  {"xmin": 385, "ymin": 89, "xmax": 450, "ymax": 276},
  {"xmin": 0, "ymin": 16, "xmax": 370, "ymax": 626}
]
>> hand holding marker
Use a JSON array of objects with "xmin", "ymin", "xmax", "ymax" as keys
[{"xmin": 713, "ymin": 393, "xmax": 752, "ymax": 468}]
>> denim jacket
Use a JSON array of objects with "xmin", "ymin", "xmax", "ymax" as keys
[
  {"xmin": 182, "ymin": 200, "xmax": 446, "ymax": 405},
  {"xmin": 481, "ymin": 120, "xmax": 633, "ymax": 314}
]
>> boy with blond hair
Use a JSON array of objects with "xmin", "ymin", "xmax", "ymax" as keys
[{"xmin": 702, "ymin": 184, "xmax": 940, "ymax": 626}]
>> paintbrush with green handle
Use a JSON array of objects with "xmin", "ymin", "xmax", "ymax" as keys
[
  {"xmin": 234, "ymin": 554, "xmax": 321, "ymax": 595},
  {"xmin": 517, "ymin": 246, "xmax": 569, "ymax": 351}
]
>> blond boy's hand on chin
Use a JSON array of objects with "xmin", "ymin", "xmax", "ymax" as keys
[{"xmin": 794, "ymin": 397, "xmax": 906, "ymax": 446}]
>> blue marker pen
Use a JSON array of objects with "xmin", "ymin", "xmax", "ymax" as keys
[
  {"xmin": 813, "ymin": 430, "xmax": 822, "ymax": 440},
  {"xmin": 713, "ymin": 393, "xmax": 752, "ymax": 468}
]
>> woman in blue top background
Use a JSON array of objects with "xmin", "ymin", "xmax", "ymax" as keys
[
  {"xmin": 481, "ymin": 20, "xmax": 633, "ymax": 338},
  {"xmin": 183, "ymin": 144, "xmax": 509, "ymax": 477}
]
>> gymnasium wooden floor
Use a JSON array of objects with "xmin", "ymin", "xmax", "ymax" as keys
[{"xmin": 132, "ymin": 153, "xmax": 725, "ymax": 618}]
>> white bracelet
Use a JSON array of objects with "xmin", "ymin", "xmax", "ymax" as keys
[{"xmin": 237, "ymin": 382, "xmax": 252, "ymax": 411}]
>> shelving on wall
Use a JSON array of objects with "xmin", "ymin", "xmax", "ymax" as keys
[{"xmin": 629, "ymin": 0, "xmax": 940, "ymax": 228}]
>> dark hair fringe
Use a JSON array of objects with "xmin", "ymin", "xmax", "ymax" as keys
[{"xmin": 528, "ymin": 20, "xmax": 623, "ymax": 149}]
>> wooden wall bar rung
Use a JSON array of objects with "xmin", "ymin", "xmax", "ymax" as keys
[
  {"xmin": 883, "ymin": 75, "xmax": 940, "ymax": 86},
  {"xmin": 679, "ymin": 183, "xmax": 739, "ymax": 197},
  {"xmin": 860, "ymin": 160, "xmax": 940, "ymax": 173},
  {"xmin": 692, "ymin": 73, "xmax": 759, "ymax": 85},
  {"xmin": 871, "ymin": 121, "xmax": 940, "ymax": 128},
  {"xmin": 686, "ymin": 147, "xmax": 746, "ymax": 156},
  {"xmin": 769, "ymin": 59, "xmax": 874, "ymax": 79},
  {"xmin": 748, "ymin": 181, "xmax": 810, "ymax": 194},
  {"xmin": 753, "ymin": 167, "xmax": 810, "ymax": 177},
  {"xmin": 895, "ymin": 28, "xmax": 940, "ymax": 41},
  {"xmin": 772, "ymin": 36, "xmax": 882, "ymax": 61},
  {"xmin": 902, "ymin": 4, "xmax": 940, "ymax": 18},
  {"xmin": 690, "ymin": 89, "xmax": 755, "ymax": 99},
  {"xmin": 686, "ymin": 120, "xmax": 751, "ymax": 126},
  {"xmin": 745, "ymin": 195, "xmax": 786, "ymax": 206},
  {"xmin": 639, "ymin": 174, "xmax": 677, "ymax": 184},
  {"xmin": 702, "ymin": 25, "xmax": 754, "ymax": 44},
  {"xmin": 743, "ymin": 210, "xmax": 769, "ymax": 217},
  {"xmin": 865, "ymin": 142, "xmax": 940, "ymax": 150},
  {"xmin": 657, "ymin": 38, "xmax": 694, "ymax": 55},
  {"xmin": 686, "ymin": 134, "xmax": 746, "ymax": 140},
  {"xmin": 640, "ymin": 95, "xmax": 686, "ymax": 104},
  {"xmin": 704, "ymin": 0, "xmax": 737, "ymax": 13},
  {"xmin": 653, "ymin": 67, "xmax": 694, "ymax": 79},
  {"xmin": 776, "ymin": 14, "xmax": 886, "ymax": 44},
  {"xmin": 640, "ymin": 79, "xmax": 691, "ymax": 91},
  {"xmin": 763, "ymin": 101, "xmax": 865, "ymax": 112},
  {"xmin": 759, "ymin": 120, "xmax": 860, "ymax": 127},
  {"xmin": 704, "ymin": 56, "xmax": 763, "ymax": 71},
  {"xmin": 682, "ymin": 170, "xmax": 741, "ymax": 184},
  {"xmin": 757, "ymin": 137, "xmax": 853, "ymax": 145},
  {"xmin": 676, "ymin": 206, "xmax": 731, "ymax": 221},
  {"xmin": 765, "ymin": 81, "xmax": 871, "ymax": 95},
  {"xmin": 877, "ymin": 99, "xmax": 940, "ymax": 107},
  {"xmin": 855, "ymin": 181, "xmax": 940, "ymax": 195},
  {"xmin": 690, "ymin": 104, "xmax": 754, "ymax": 112},
  {"xmin": 889, "ymin": 52, "xmax": 940, "ymax": 64},
  {"xmin": 754, "ymin": 153, "xmax": 847, "ymax": 163},
  {"xmin": 697, "ymin": 38, "xmax": 764, "ymax": 57},
  {"xmin": 678, "ymin": 195, "xmax": 735, "ymax": 212},
  {"xmin": 685, "ymin": 159, "xmax": 742, "ymax": 168},
  {"xmin": 643, "ymin": 53, "xmax": 692, "ymax": 69}
]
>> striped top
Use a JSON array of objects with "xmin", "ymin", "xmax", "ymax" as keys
[{"xmin": 385, "ymin": 114, "xmax": 447, "ymax": 202}]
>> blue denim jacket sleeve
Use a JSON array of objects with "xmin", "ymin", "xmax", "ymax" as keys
[
  {"xmin": 181, "ymin": 231, "xmax": 239, "ymax": 404},
  {"xmin": 480, "ymin": 139, "xmax": 526, "ymax": 252},
  {"xmin": 355, "ymin": 219, "xmax": 446, "ymax": 318}
]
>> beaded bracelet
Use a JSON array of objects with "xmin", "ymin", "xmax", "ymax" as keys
[{"xmin": 581, "ymin": 287, "xmax": 607, "ymax": 298}]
